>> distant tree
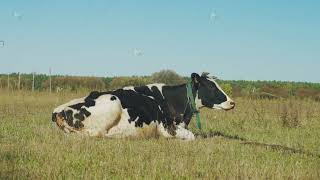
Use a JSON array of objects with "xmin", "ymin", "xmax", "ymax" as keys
[
  {"xmin": 151, "ymin": 70, "xmax": 186, "ymax": 85},
  {"xmin": 102, "ymin": 77, "xmax": 113, "ymax": 90}
]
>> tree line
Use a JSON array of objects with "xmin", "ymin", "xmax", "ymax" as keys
[{"xmin": 1, "ymin": 70, "xmax": 319, "ymax": 100}]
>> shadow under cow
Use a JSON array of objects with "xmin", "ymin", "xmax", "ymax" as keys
[{"xmin": 195, "ymin": 130, "xmax": 320, "ymax": 158}]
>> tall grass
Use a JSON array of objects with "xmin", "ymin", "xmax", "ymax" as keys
[{"xmin": 1, "ymin": 91, "xmax": 320, "ymax": 179}]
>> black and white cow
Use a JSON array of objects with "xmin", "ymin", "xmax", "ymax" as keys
[{"xmin": 52, "ymin": 73, "xmax": 235, "ymax": 140}]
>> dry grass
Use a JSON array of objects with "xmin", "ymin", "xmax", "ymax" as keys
[{"xmin": 1, "ymin": 91, "xmax": 320, "ymax": 179}]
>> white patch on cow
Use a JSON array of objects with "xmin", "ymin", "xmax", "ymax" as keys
[
  {"xmin": 206, "ymin": 77, "xmax": 235, "ymax": 110},
  {"xmin": 71, "ymin": 109, "xmax": 81, "ymax": 124},
  {"xmin": 175, "ymin": 126, "xmax": 195, "ymax": 140},
  {"xmin": 123, "ymin": 86, "xmax": 136, "ymax": 92},
  {"xmin": 213, "ymin": 101, "xmax": 234, "ymax": 110},
  {"xmin": 107, "ymin": 110, "xmax": 174, "ymax": 139},
  {"xmin": 147, "ymin": 95, "xmax": 155, "ymax": 99},
  {"xmin": 53, "ymin": 97, "xmax": 85, "ymax": 113},
  {"xmin": 141, "ymin": 94, "xmax": 155, "ymax": 100},
  {"xmin": 177, "ymin": 122, "xmax": 186, "ymax": 128},
  {"xmin": 106, "ymin": 109, "xmax": 138, "ymax": 138},
  {"xmin": 147, "ymin": 83, "xmax": 165, "ymax": 97},
  {"xmin": 107, "ymin": 109, "xmax": 163, "ymax": 139},
  {"xmin": 81, "ymin": 94, "xmax": 122, "ymax": 136},
  {"xmin": 195, "ymin": 92, "xmax": 204, "ymax": 109}
]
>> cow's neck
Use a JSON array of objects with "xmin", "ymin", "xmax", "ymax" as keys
[{"xmin": 162, "ymin": 83, "xmax": 198, "ymax": 127}]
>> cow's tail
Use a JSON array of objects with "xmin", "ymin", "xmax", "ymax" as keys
[
  {"xmin": 51, "ymin": 111, "xmax": 66, "ymax": 129},
  {"xmin": 51, "ymin": 111, "xmax": 79, "ymax": 133}
]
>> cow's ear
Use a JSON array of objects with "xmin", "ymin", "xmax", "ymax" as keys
[
  {"xmin": 191, "ymin": 73, "xmax": 201, "ymax": 83},
  {"xmin": 201, "ymin": 72, "xmax": 210, "ymax": 77}
]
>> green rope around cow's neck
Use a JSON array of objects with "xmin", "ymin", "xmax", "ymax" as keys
[{"xmin": 186, "ymin": 80, "xmax": 202, "ymax": 130}]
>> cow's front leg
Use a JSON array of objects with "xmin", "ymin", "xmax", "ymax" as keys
[
  {"xmin": 157, "ymin": 123, "xmax": 176, "ymax": 138},
  {"xmin": 174, "ymin": 125, "xmax": 195, "ymax": 140},
  {"xmin": 157, "ymin": 114, "xmax": 195, "ymax": 140},
  {"xmin": 181, "ymin": 108, "xmax": 194, "ymax": 128},
  {"xmin": 158, "ymin": 123, "xmax": 195, "ymax": 140}
]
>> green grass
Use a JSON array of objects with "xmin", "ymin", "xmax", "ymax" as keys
[{"xmin": 1, "ymin": 91, "xmax": 320, "ymax": 179}]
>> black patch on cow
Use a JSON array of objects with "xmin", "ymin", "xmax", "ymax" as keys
[
  {"xmin": 74, "ymin": 120, "xmax": 84, "ymax": 129},
  {"xmin": 135, "ymin": 120, "xmax": 143, "ymax": 127},
  {"xmin": 110, "ymin": 96, "xmax": 117, "ymax": 101},
  {"xmin": 64, "ymin": 110, "xmax": 74, "ymax": 126},
  {"xmin": 87, "ymin": 91, "xmax": 101, "ymax": 100},
  {"xmin": 197, "ymin": 77, "xmax": 227, "ymax": 107},
  {"xmin": 74, "ymin": 113, "xmax": 85, "ymax": 121},
  {"xmin": 134, "ymin": 86, "xmax": 153, "ymax": 96},
  {"xmin": 69, "ymin": 92, "xmax": 99, "ymax": 110},
  {"xmin": 150, "ymin": 86, "xmax": 164, "ymax": 100},
  {"xmin": 108, "ymin": 89, "xmax": 166, "ymax": 127},
  {"xmin": 60, "ymin": 110, "xmax": 66, "ymax": 119},
  {"xmin": 111, "ymin": 85, "xmax": 182, "ymax": 129},
  {"xmin": 52, "ymin": 112, "xmax": 57, "ymax": 122},
  {"xmin": 80, "ymin": 108, "xmax": 91, "ymax": 117},
  {"xmin": 84, "ymin": 99, "xmax": 95, "ymax": 107},
  {"xmin": 74, "ymin": 108, "xmax": 91, "ymax": 121},
  {"xmin": 69, "ymin": 103, "xmax": 82, "ymax": 110},
  {"xmin": 162, "ymin": 84, "xmax": 190, "ymax": 115},
  {"xmin": 135, "ymin": 85, "xmax": 176, "ymax": 128}
]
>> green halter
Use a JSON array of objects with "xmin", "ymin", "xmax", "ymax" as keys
[{"xmin": 186, "ymin": 80, "xmax": 202, "ymax": 130}]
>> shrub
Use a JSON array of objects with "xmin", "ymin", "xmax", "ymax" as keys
[
  {"xmin": 109, "ymin": 76, "xmax": 152, "ymax": 89},
  {"xmin": 280, "ymin": 100, "xmax": 301, "ymax": 128},
  {"xmin": 151, "ymin": 70, "xmax": 185, "ymax": 85}
]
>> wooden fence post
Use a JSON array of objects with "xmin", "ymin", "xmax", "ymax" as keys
[
  {"xmin": 18, "ymin": 72, "xmax": 21, "ymax": 90},
  {"xmin": 7, "ymin": 73, "xmax": 9, "ymax": 91},
  {"xmin": 32, "ymin": 72, "xmax": 35, "ymax": 92},
  {"xmin": 49, "ymin": 68, "xmax": 52, "ymax": 93}
]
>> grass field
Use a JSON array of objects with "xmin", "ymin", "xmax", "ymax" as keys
[{"xmin": 1, "ymin": 90, "xmax": 320, "ymax": 179}]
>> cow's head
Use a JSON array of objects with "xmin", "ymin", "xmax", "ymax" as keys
[{"xmin": 191, "ymin": 72, "xmax": 235, "ymax": 110}]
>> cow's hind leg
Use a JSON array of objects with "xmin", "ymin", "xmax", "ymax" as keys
[
  {"xmin": 104, "ymin": 109, "xmax": 138, "ymax": 138},
  {"xmin": 52, "ymin": 111, "xmax": 81, "ymax": 133},
  {"xmin": 83, "ymin": 94, "xmax": 123, "ymax": 137}
]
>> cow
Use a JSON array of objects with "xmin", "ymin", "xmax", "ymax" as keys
[{"xmin": 51, "ymin": 72, "xmax": 235, "ymax": 140}]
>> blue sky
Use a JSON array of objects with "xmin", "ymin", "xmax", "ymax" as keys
[{"xmin": 0, "ymin": 0, "xmax": 319, "ymax": 82}]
